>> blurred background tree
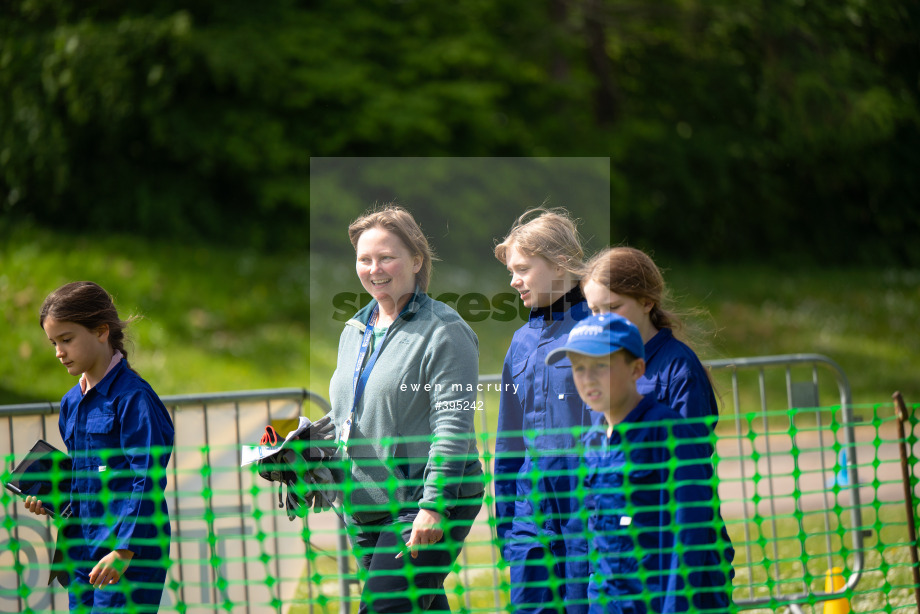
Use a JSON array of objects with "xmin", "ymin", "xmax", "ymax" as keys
[
  {"xmin": 2, "ymin": 0, "xmax": 919, "ymax": 406},
  {"xmin": 2, "ymin": 0, "xmax": 918, "ymax": 263}
]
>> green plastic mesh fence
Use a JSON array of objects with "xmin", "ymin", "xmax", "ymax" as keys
[{"xmin": 2, "ymin": 399, "xmax": 919, "ymax": 614}]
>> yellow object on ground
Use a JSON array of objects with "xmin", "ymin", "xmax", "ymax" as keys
[{"xmin": 823, "ymin": 567, "xmax": 850, "ymax": 614}]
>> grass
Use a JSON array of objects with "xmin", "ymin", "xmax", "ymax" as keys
[
  {"xmin": 0, "ymin": 223, "xmax": 312, "ymax": 405},
  {"xmin": 3, "ymin": 223, "xmax": 916, "ymax": 411},
  {"xmin": 672, "ymin": 264, "xmax": 920, "ymax": 410}
]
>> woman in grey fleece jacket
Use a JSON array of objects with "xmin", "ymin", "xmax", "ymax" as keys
[{"xmin": 329, "ymin": 206, "xmax": 484, "ymax": 613}]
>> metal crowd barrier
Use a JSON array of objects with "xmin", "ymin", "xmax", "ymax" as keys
[
  {"xmin": 0, "ymin": 355, "xmax": 876, "ymax": 613},
  {"xmin": 0, "ymin": 388, "xmax": 341, "ymax": 614},
  {"xmin": 704, "ymin": 354, "xmax": 863, "ymax": 612},
  {"xmin": 474, "ymin": 354, "xmax": 866, "ymax": 613}
]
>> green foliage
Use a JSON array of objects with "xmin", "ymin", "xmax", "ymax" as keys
[
  {"xmin": 1, "ymin": 0, "xmax": 919, "ymax": 263},
  {"xmin": 602, "ymin": 0, "xmax": 920, "ymax": 264}
]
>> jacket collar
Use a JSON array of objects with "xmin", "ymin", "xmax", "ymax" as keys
[
  {"xmin": 619, "ymin": 394, "xmax": 656, "ymax": 425},
  {"xmin": 608, "ymin": 395, "xmax": 657, "ymax": 445},
  {"xmin": 644, "ymin": 327, "xmax": 674, "ymax": 361},
  {"xmin": 530, "ymin": 284, "xmax": 591, "ymax": 323},
  {"xmin": 349, "ymin": 286, "xmax": 427, "ymax": 329},
  {"xmin": 90, "ymin": 357, "xmax": 126, "ymax": 399}
]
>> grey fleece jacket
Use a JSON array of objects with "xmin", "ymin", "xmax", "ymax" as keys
[{"xmin": 329, "ymin": 289, "xmax": 484, "ymax": 524}]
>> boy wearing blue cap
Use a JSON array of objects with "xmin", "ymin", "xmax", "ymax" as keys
[{"xmin": 546, "ymin": 313, "xmax": 733, "ymax": 613}]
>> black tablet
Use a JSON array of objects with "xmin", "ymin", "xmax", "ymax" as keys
[{"xmin": 3, "ymin": 439, "xmax": 73, "ymax": 518}]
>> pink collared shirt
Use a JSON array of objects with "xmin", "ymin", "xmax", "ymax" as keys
[{"xmin": 79, "ymin": 351, "xmax": 124, "ymax": 396}]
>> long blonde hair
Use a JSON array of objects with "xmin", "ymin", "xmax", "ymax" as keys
[{"xmin": 494, "ymin": 207, "xmax": 584, "ymax": 276}]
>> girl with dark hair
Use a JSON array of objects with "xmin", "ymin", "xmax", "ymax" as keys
[{"xmin": 24, "ymin": 281, "xmax": 174, "ymax": 613}]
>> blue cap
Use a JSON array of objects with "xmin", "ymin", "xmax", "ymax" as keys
[{"xmin": 545, "ymin": 313, "xmax": 645, "ymax": 365}]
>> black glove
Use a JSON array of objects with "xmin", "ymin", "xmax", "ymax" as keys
[
  {"xmin": 299, "ymin": 414, "xmax": 337, "ymax": 461},
  {"xmin": 306, "ymin": 465, "xmax": 339, "ymax": 512},
  {"xmin": 258, "ymin": 449, "xmax": 310, "ymax": 521},
  {"xmin": 255, "ymin": 417, "xmax": 341, "ymax": 521},
  {"xmin": 282, "ymin": 477, "xmax": 311, "ymax": 520}
]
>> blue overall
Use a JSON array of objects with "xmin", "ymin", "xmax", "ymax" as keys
[
  {"xmin": 495, "ymin": 287, "xmax": 597, "ymax": 614},
  {"xmin": 583, "ymin": 396, "xmax": 734, "ymax": 613},
  {"xmin": 58, "ymin": 359, "xmax": 174, "ymax": 613},
  {"xmin": 639, "ymin": 329, "xmax": 719, "ymax": 442}
]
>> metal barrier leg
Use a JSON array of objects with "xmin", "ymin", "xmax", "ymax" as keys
[
  {"xmin": 338, "ymin": 516, "xmax": 353, "ymax": 614},
  {"xmin": 893, "ymin": 391, "xmax": 920, "ymax": 613}
]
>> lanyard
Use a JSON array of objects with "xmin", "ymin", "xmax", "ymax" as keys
[{"xmin": 342, "ymin": 305, "xmax": 388, "ymax": 450}]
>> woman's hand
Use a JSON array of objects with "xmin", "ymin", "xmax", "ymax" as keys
[
  {"xmin": 397, "ymin": 509, "xmax": 444, "ymax": 559},
  {"xmin": 23, "ymin": 495, "xmax": 48, "ymax": 516},
  {"xmin": 89, "ymin": 549, "xmax": 134, "ymax": 588}
]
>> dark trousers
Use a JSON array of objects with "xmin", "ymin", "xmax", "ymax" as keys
[{"xmin": 349, "ymin": 498, "xmax": 483, "ymax": 614}]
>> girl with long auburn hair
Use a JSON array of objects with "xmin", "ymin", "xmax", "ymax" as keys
[{"xmin": 581, "ymin": 246, "xmax": 719, "ymax": 437}]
